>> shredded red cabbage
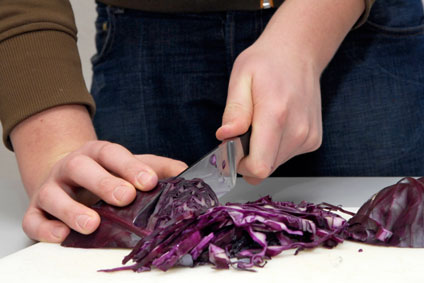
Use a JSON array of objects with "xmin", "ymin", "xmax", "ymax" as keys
[
  {"xmin": 62, "ymin": 177, "xmax": 347, "ymax": 271},
  {"xmin": 103, "ymin": 196, "xmax": 347, "ymax": 272},
  {"xmin": 62, "ymin": 176, "xmax": 424, "ymax": 273}
]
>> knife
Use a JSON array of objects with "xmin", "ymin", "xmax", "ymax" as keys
[
  {"xmin": 132, "ymin": 129, "xmax": 251, "ymax": 226},
  {"xmin": 178, "ymin": 128, "xmax": 251, "ymax": 198}
]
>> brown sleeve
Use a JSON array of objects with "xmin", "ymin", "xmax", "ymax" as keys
[
  {"xmin": 0, "ymin": 0, "xmax": 96, "ymax": 151},
  {"xmin": 355, "ymin": 0, "xmax": 376, "ymax": 28}
]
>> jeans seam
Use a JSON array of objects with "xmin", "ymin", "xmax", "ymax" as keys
[
  {"xmin": 344, "ymin": 49, "xmax": 424, "ymax": 88},
  {"xmin": 91, "ymin": 5, "xmax": 117, "ymax": 65},
  {"xmin": 365, "ymin": 20, "xmax": 424, "ymax": 36},
  {"xmin": 136, "ymin": 27, "xmax": 150, "ymax": 154},
  {"xmin": 224, "ymin": 12, "xmax": 235, "ymax": 76}
]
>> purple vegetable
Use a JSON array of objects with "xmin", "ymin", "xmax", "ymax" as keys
[
  {"xmin": 62, "ymin": 176, "xmax": 424, "ymax": 273},
  {"xmin": 61, "ymin": 184, "xmax": 160, "ymax": 248},
  {"xmin": 104, "ymin": 196, "xmax": 347, "ymax": 272},
  {"xmin": 208, "ymin": 244, "xmax": 230, "ymax": 269},
  {"xmin": 63, "ymin": 177, "xmax": 347, "ymax": 272},
  {"xmin": 62, "ymin": 178, "xmax": 218, "ymax": 248},
  {"xmin": 347, "ymin": 177, "xmax": 424, "ymax": 247}
]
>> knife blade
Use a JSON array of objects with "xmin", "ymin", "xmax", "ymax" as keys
[
  {"xmin": 178, "ymin": 128, "xmax": 251, "ymax": 198},
  {"xmin": 132, "ymin": 129, "xmax": 251, "ymax": 226}
]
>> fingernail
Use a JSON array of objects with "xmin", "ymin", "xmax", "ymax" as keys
[
  {"xmin": 76, "ymin": 215, "xmax": 95, "ymax": 231},
  {"xmin": 52, "ymin": 226, "xmax": 68, "ymax": 240},
  {"xmin": 136, "ymin": 171, "xmax": 156, "ymax": 189},
  {"xmin": 113, "ymin": 185, "xmax": 130, "ymax": 203}
]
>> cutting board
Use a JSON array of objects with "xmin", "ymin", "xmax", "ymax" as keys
[{"xmin": 0, "ymin": 239, "xmax": 422, "ymax": 283}]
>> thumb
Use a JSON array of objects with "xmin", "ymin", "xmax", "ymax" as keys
[{"xmin": 216, "ymin": 70, "xmax": 253, "ymax": 141}]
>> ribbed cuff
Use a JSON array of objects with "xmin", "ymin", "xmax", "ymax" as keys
[{"xmin": 0, "ymin": 30, "xmax": 96, "ymax": 151}]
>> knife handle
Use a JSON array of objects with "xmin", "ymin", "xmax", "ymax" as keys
[{"xmin": 238, "ymin": 127, "xmax": 251, "ymax": 156}]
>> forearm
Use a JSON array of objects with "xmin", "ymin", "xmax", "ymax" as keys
[
  {"xmin": 10, "ymin": 105, "xmax": 97, "ymax": 196},
  {"xmin": 261, "ymin": 0, "xmax": 365, "ymax": 72}
]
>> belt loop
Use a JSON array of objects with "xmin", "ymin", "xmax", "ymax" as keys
[
  {"xmin": 261, "ymin": 0, "xmax": 274, "ymax": 9},
  {"xmin": 107, "ymin": 5, "xmax": 125, "ymax": 15}
]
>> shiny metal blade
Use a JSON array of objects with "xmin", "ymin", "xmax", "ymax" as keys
[
  {"xmin": 179, "ymin": 138, "xmax": 243, "ymax": 199},
  {"xmin": 132, "ymin": 129, "xmax": 250, "ymax": 226}
]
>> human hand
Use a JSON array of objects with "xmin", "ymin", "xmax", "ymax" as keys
[
  {"xmin": 216, "ymin": 38, "xmax": 322, "ymax": 184},
  {"xmin": 216, "ymin": 0, "xmax": 364, "ymax": 184},
  {"xmin": 21, "ymin": 141, "xmax": 187, "ymax": 243}
]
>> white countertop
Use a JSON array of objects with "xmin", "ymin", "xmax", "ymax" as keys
[
  {"xmin": 2, "ymin": 240, "xmax": 422, "ymax": 283},
  {"xmin": 0, "ymin": 177, "xmax": 402, "ymax": 259}
]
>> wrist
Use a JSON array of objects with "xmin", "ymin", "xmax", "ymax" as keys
[
  {"xmin": 259, "ymin": 0, "xmax": 365, "ymax": 73},
  {"xmin": 10, "ymin": 104, "xmax": 97, "ymax": 195}
]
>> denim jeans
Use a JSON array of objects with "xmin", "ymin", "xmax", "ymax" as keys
[{"xmin": 91, "ymin": 0, "xmax": 424, "ymax": 176}]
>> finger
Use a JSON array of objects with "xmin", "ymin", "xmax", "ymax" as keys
[
  {"xmin": 22, "ymin": 206, "xmax": 70, "ymax": 242},
  {"xmin": 37, "ymin": 183, "xmax": 100, "ymax": 235},
  {"xmin": 238, "ymin": 100, "xmax": 284, "ymax": 179},
  {"xmin": 216, "ymin": 67, "xmax": 253, "ymax": 141},
  {"xmin": 82, "ymin": 142, "xmax": 158, "ymax": 191},
  {"xmin": 243, "ymin": 175, "xmax": 264, "ymax": 185},
  {"xmin": 134, "ymin": 154, "xmax": 188, "ymax": 179},
  {"xmin": 60, "ymin": 154, "xmax": 136, "ymax": 206}
]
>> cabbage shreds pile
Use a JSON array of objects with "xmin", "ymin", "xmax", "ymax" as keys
[
  {"xmin": 63, "ymin": 177, "xmax": 424, "ymax": 272},
  {"xmin": 107, "ymin": 196, "xmax": 348, "ymax": 272},
  {"xmin": 62, "ymin": 177, "xmax": 348, "ymax": 272}
]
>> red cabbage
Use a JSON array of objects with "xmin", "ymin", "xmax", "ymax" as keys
[
  {"xmin": 347, "ymin": 177, "xmax": 424, "ymax": 247},
  {"xmin": 63, "ymin": 176, "xmax": 424, "ymax": 272},
  {"xmin": 62, "ymin": 178, "xmax": 218, "ymax": 248},
  {"xmin": 102, "ymin": 196, "xmax": 347, "ymax": 272},
  {"xmin": 62, "ymin": 177, "xmax": 347, "ymax": 272}
]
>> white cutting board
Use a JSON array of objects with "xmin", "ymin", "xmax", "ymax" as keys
[{"xmin": 0, "ymin": 240, "xmax": 422, "ymax": 283}]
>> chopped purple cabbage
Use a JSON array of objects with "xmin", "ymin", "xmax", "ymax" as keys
[
  {"xmin": 103, "ymin": 195, "xmax": 347, "ymax": 272},
  {"xmin": 62, "ymin": 176, "xmax": 424, "ymax": 273},
  {"xmin": 62, "ymin": 177, "xmax": 347, "ymax": 272}
]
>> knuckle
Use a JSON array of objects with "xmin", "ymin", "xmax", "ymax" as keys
[
  {"xmin": 65, "ymin": 154, "xmax": 87, "ymax": 174},
  {"xmin": 122, "ymin": 160, "xmax": 143, "ymax": 178},
  {"xmin": 96, "ymin": 142, "xmax": 115, "ymax": 163},
  {"xmin": 37, "ymin": 185, "xmax": 52, "ymax": 208},
  {"xmin": 223, "ymin": 103, "xmax": 252, "ymax": 129},
  {"xmin": 22, "ymin": 210, "xmax": 48, "ymax": 241},
  {"xmin": 250, "ymin": 162, "xmax": 272, "ymax": 179},
  {"xmin": 233, "ymin": 52, "xmax": 247, "ymax": 68},
  {"xmin": 81, "ymin": 140, "xmax": 109, "ymax": 154},
  {"xmin": 225, "ymin": 101, "xmax": 251, "ymax": 116},
  {"xmin": 21, "ymin": 211, "xmax": 33, "ymax": 236},
  {"xmin": 274, "ymin": 107, "xmax": 288, "ymax": 129},
  {"xmin": 97, "ymin": 177, "xmax": 117, "ymax": 194},
  {"xmin": 294, "ymin": 124, "xmax": 310, "ymax": 144},
  {"xmin": 83, "ymin": 140, "xmax": 99, "ymax": 149},
  {"xmin": 306, "ymin": 131, "xmax": 323, "ymax": 152},
  {"xmin": 35, "ymin": 223, "xmax": 51, "ymax": 242},
  {"xmin": 62, "ymin": 208, "xmax": 78, "ymax": 227}
]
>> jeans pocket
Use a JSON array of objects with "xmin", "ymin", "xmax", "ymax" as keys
[
  {"xmin": 365, "ymin": 20, "xmax": 424, "ymax": 36},
  {"xmin": 91, "ymin": 4, "xmax": 119, "ymax": 65},
  {"xmin": 365, "ymin": 0, "xmax": 424, "ymax": 36}
]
